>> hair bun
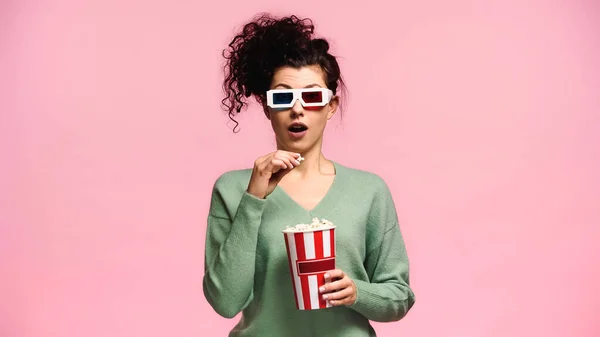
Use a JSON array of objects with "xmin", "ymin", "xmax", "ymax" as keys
[
  {"xmin": 310, "ymin": 39, "xmax": 330, "ymax": 53},
  {"xmin": 259, "ymin": 17, "xmax": 313, "ymax": 63}
]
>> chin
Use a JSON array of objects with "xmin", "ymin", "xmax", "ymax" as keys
[
  {"xmin": 277, "ymin": 137, "xmax": 307, "ymax": 152},
  {"xmin": 281, "ymin": 142, "xmax": 304, "ymax": 152}
]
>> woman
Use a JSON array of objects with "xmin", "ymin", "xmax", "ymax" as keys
[{"xmin": 203, "ymin": 13, "xmax": 415, "ymax": 337}]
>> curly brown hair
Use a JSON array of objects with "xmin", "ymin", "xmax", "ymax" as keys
[{"xmin": 221, "ymin": 13, "xmax": 346, "ymax": 132}]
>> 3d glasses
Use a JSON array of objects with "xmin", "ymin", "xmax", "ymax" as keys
[{"xmin": 266, "ymin": 88, "xmax": 334, "ymax": 109}]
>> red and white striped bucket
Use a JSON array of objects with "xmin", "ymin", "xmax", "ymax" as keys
[{"xmin": 282, "ymin": 227, "xmax": 336, "ymax": 310}]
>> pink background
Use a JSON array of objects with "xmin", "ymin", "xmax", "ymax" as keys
[{"xmin": 1, "ymin": 0, "xmax": 599, "ymax": 336}]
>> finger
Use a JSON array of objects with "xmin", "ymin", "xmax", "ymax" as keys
[
  {"xmin": 273, "ymin": 154, "xmax": 296, "ymax": 169},
  {"xmin": 324, "ymin": 269, "xmax": 344, "ymax": 281},
  {"xmin": 277, "ymin": 152, "xmax": 302, "ymax": 167},
  {"xmin": 322, "ymin": 286, "xmax": 353, "ymax": 301},
  {"xmin": 319, "ymin": 278, "xmax": 349, "ymax": 294},
  {"xmin": 280, "ymin": 151, "xmax": 303, "ymax": 164},
  {"xmin": 268, "ymin": 159, "xmax": 287, "ymax": 171},
  {"xmin": 277, "ymin": 150, "xmax": 301, "ymax": 159},
  {"xmin": 289, "ymin": 153, "xmax": 302, "ymax": 166},
  {"xmin": 270, "ymin": 162, "xmax": 295, "ymax": 184},
  {"xmin": 329, "ymin": 295, "xmax": 356, "ymax": 306}
]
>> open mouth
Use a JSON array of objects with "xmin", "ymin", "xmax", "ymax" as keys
[{"xmin": 288, "ymin": 123, "xmax": 308, "ymax": 133}]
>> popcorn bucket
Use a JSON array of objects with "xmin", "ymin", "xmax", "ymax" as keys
[{"xmin": 282, "ymin": 225, "xmax": 336, "ymax": 310}]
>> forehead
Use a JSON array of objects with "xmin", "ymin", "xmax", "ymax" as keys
[{"xmin": 270, "ymin": 65, "xmax": 327, "ymax": 88}]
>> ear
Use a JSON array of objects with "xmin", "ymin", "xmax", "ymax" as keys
[
  {"xmin": 260, "ymin": 98, "xmax": 272, "ymax": 120},
  {"xmin": 263, "ymin": 106, "xmax": 271, "ymax": 120},
  {"xmin": 326, "ymin": 96, "xmax": 339, "ymax": 120}
]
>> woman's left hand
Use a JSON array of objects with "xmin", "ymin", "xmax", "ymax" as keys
[{"xmin": 319, "ymin": 269, "xmax": 357, "ymax": 306}]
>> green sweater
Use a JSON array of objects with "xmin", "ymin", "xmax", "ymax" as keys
[{"xmin": 203, "ymin": 161, "xmax": 415, "ymax": 337}]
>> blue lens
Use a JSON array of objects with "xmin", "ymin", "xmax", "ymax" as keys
[{"xmin": 273, "ymin": 92, "xmax": 294, "ymax": 105}]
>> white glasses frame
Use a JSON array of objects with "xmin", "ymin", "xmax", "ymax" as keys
[{"xmin": 266, "ymin": 88, "xmax": 334, "ymax": 108}]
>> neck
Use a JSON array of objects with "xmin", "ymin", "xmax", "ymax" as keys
[
  {"xmin": 277, "ymin": 140, "xmax": 332, "ymax": 178},
  {"xmin": 295, "ymin": 147, "xmax": 326, "ymax": 175}
]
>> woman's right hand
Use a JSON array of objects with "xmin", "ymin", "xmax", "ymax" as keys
[{"xmin": 247, "ymin": 150, "xmax": 302, "ymax": 199}]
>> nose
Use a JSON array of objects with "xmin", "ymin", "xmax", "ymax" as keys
[{"xmin": 290, "ymin": 99, "xmax": 304, "ymax": 118}]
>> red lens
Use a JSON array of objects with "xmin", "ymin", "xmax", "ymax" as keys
[{"xmin": 301, "ymin": 91, "xmax": 323, "ymax": 103}]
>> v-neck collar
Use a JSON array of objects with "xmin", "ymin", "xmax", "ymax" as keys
[{"xmin": 271, "ymin": 161, "xmax": 342, "ymax": 215}]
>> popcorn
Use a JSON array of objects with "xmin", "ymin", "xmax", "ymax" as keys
[
  {"xmin": 284, "ymin": 218, "xmax": 335, "ymax": 232},
  {"xmin": 297, "ymin": 156, "xmax": 305, "ymax": 162}
]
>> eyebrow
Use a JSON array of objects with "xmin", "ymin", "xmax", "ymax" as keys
[{"xmin": 272, "ymin": 83, "xmax": 322, "ymax": 89}]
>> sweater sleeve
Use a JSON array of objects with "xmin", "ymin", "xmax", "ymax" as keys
[
  {"xmin": 202, "ymin": 177, "xmax": 267, "ymax": 318},
  {"xmin": 348, "ymin": 177, "xmax": 416, "ymax": 322}
]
